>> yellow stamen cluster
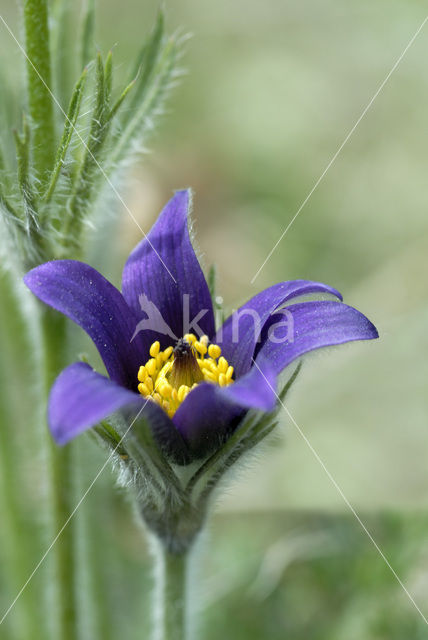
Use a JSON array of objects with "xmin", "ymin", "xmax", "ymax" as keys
[{"xmin": 137, "ymin": 333, "xmax": 234, "ymax": 418}]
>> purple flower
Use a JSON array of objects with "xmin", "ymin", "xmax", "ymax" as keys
[{"xmin": 24, "ymin": 190, "xmax": 378, "ymax": 464}]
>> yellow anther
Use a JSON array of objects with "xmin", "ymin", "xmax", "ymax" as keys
[
  {"xmin": 159, "ymin": 382, "xmax": 172, "ymax": 399},
  {"xmin": 205, "ymin": 360, "xmax": 218, "ymax": 374},
  {"xmin": 218, "ymin": 357, "xmax": 228, "ymax": 374},
  {"xmin": 177, "ymin": 385, "xmax": 190, "ymax": 402},
  {"xmin": 138, "ymin": 338, "xmax": 234, "ymax": 415},
  {"xmin": 158, "ymin": 362, "xmax": 172, "ymax": 380},
  {"xmin": 138, "ymin": 382, "xmax": 150, "ymax": 396},
  {"xmin": 208, "ymin": 344, "xmax": 221, "ymax": 359},
  {"xmin": 163, "ymin": 346, "xmax": 173, "ymax": 361},
  {"xmin": 156, "ymin": 354, "xmax": 163, "ymax": 368},
  {"xmin": 204, "ymin": 371, "xmax": 217, "ymax": 383},
  {"xmin": 138, "ymin": 366, "xmax": 147, "ymax": 382},
  {"xmin": 226, "ymin": 365, "xmax": 234, "ymax": 380},
  {"xmin": 218, "ymin": 373, "xmax": 227, "ymax": 387},
  {"xmin": 149, "ymin": 341, "xmax": 160, "ymax": 357},
  {"xmin": 146, "ymin": 358, "xmax": 157, "ymax": 377},
  {"xmin": 194, "ymin": 341, "xmax": 207, "ymax": 356}
]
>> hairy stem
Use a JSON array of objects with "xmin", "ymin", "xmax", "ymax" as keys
[
  {"xmin": 0, "ymin": 274, "xmax": 44, "ymax": 637},
  {"xmin": 154, "ymin": 541, "xmax": 190, "ymax": 640},
  {"xmin": 41, "ymin": 308, "xmax": 78, "ymax": 640},
  {"xmin": 23, "ymin": 0, "xmax": 56, "ymax": 185}
]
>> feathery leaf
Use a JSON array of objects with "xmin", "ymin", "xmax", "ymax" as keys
[
  {"xmin": 13, "ymin": 116, "xmax": 37, "ymax": 230},
  {"xmin": 44, "ymin": 67, "xmax": 88, "ymax": 204},
  {"xmin": 80, "ymin": 0, "xmax": 96, "ymax": 69}
]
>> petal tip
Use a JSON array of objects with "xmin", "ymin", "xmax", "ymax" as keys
[
  {"xmin": 171, "ymin": 187, "xmax": 191, "ymax": 210},
  {"xmin": 335, "ymin": 289, "xmax": 344, "ymax": 302},
  {"xmin": 48, "ymin": 423, "xmax": 71, "ymax": 446},
  {"xmin": 23, "ymin": 263, "xmax": 44, "ymax": 290},
  {"xmin": 366, "ymin": 319, "xmax": 379, "ymax": 340}
]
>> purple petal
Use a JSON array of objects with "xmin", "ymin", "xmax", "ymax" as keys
[
  {"xmin": 216, "ymin": 280, "xmax": 342, "ymax": 377},
  {"xmin": 172, "ymin": 358, "xmax": 277, "ymax": 458},
  {"xmin": 48, "ymin": 362, "xmax": 190, "ymax": 463},
  {"xmin": 49, "ymin": 362, "xmax": 141, "ymax": 444},
  {"xmin": 122, "ymin": 190, "xmax": 215, "ymax": 348},
  {"xmin": 220, "ymin": 356, "xmax": 277, "ymax": 411},
  {"xmin": 255, "ymin": 300, "xmax": 379, "ymax": 374},
  {"xmin": 24, "ymin": 260, "xmax": 148, "ymax": 388}
]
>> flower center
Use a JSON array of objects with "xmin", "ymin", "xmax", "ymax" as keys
[{"xmin": 137, "ymin": 333, "xmax": 234, "ymax": 417}]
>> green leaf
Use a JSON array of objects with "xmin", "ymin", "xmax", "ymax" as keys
[
  {"xmin": 107, "ymin": 77, "xmax": 136, "ymax": 122},
  {"xmin": 54, "ymin": 16, "xmax": 180, "ymax": 255},
  {"xmin": 104, "ymin": 50, "xmax": 113, "ymax": 108},
  {"xmin": 0, "ymin": 143, "xmax": 19, "ymax": 222},
  {"xmin": 93, "ymin": 420, "xmax": 128, "ymax": 456},
  {"xmin": 208, "ymin": 264, "xmax": 217, "ymax": 301},
  {"xmin": 0, "ymin": 187, "xmax": 25, "ymax": 231},
  {"xmin": 61, "ymin": 50, "xmax": 140, "ymax": 251},
  {"xmin": 43, "ymin": 67, "xmax": 88, "ymax": 204},
  {"xmin": 123, "ymin": 413, "xmax": 183, "ymax": 498},
  {"xmin": 187, "ymin": 362, "xmax": 303, "ymax": 505},
  {"xmin": 61, "ymin": 53, "xmax": 108, "ymax": 246},
  {"xmin": 108, "ymin": 33, "xmax": 180, "ymax": 169},
  {"xmin": 126, "ymin": 11, "xmax": 165, "ymax": 119},
  {"xmin": 80, "ymin": 0, "xmax": 95, "ymax": 69},
  {"xmin": 13, "ymin": 115, "xmax": 37, "ymax": 229},
  {"xmin": 208, "ymin": 264, "xmax": 226, "ymax": 327},
  {"xmin": 94, "ymin": 51, "xmax": 107, "ymax": 129}
]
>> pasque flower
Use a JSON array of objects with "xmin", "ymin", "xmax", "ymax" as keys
[{"xmin": 24, "ymin": 190, "xmax": 378, "ymax": 465}]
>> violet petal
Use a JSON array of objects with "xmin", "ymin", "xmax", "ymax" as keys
[
  {"xmin": 255, "ymin": 300, "xmax": 379, "ymax": 374},
  {"xmin": 48, "ymin": 362, "xmax": 190, "ymax": 463},
  {"xmin": 173, "ymin": 357, "xmax": 277, "ymax": 458},
  {"xmin": 122, "ymin": 190, "xmax": 215, "ymax": 348},
  {"xmin": 24, "ymin": 260, "xmax": 147, "ymax": 388},
  {"xmin": 216, "ymin": 280, "xmax": 342, "ymax": 377}
]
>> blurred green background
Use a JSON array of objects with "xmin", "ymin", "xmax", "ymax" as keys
[{"xmin": 1, "ymin": 0, "xmax": 428, "ymax": 638}]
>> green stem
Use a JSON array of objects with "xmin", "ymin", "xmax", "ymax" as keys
[
  {"xmin": 0, "ymin": 368, "xmax": 40, "ymax": 638},
  {"xmin": 41, "ymin": 308, "xmax": 78, "ymax": 640},
  {"xmin": 51, "ymin": 0, "xmax": 74, "ymax": 108},
  {"xmin": 23, "ymin": 0, "xmax": 56, "ymax": 185},
  {"xmin": 0, "ymin": 276, "xmax": 43, "ymax": 637},
  {"xmin": 0, "ymin": 444, "xmax": 37, "ymax": 639},
  {"xmin": 155, "ymin": 543, "xmax": 190, "ymax": 640}
]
